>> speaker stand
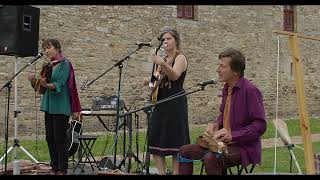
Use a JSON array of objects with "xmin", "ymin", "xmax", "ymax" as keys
[{"xmin": 0, "ymin": 56, "xmax": 39, "ymax": 174}]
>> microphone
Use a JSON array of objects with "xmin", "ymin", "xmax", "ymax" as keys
[
  {"xmin": 28, "ymin": 52, "xmax": 44, "ymax": 65},
  {"xmin": 197, "ymin": 78, "xmax": 218, "ymax": 86},
  {"xmin": 157, "ymin": 37, "xmax": 165, "ymax": 42},
  {"xmin": 135, "ymin": 42, "xmax": 152, "ymax": 47}
]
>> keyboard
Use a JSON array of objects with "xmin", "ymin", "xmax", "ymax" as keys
[{"xmin": 81, "ymin": 110, "xmax": 117, "ymax": 116}]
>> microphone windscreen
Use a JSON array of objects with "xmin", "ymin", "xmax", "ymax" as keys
[{"xmin": 272, "ymin": 119, "xmax": 292, "ymax": 145}]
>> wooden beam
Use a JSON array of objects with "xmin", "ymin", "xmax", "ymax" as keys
[
  {"xmin": 274, "ymin": 30, "xmax": 320, "ymax": 41},
  {"xmin": 287, "ymin": 35, "xmax": 315, "ymax": 174}
]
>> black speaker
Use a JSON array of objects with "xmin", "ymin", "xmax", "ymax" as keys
[{"xmin": 0, "ymin": 5, "xmax": 40, "ymax": 57}]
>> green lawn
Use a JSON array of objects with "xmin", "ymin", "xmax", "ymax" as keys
[
  {"xmin": 261, "ymin": 117, "xmax": 320, "ymax": 139},
  {"xmin": 254, "ymin": 141, "xmax": 320, "ymax": 174},
  {"xmin": 1, "ymin": 118, "xmax": 319, "ymax": 174}
]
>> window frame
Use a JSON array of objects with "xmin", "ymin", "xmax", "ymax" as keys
[
  {"xmin": 283, "ymin": 5, "xmax": 295, "ymax": 32},
  {"xmin": 177, "ymin": 5, "xmax": 195, "ymax": 20}
]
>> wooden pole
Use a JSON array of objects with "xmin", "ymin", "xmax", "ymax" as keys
[
  {"xmin": 274, "ymin": 30, "xmax": 320, "ymax": 42},
  {"xmin": 274, "ymin": 30, "xmax": 316, "ymax": 174}
]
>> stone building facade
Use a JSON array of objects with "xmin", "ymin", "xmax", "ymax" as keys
[{"xmin": 0, "ymin": 5, "xmax": 319, "ymax": 137}]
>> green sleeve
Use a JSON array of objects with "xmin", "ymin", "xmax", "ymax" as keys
[{"xmin": 52, "ymin": 60, "xmax": 70, "ymax": 94}]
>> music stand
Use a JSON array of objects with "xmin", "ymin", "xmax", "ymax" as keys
[{"xmin": 0, "ymin": 56, "xmax": 39, "ymax": 175}]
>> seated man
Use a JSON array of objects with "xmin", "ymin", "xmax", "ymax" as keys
[{"xmin": 179, "ymin": 48, "xmax": 267, "ymax": 175}]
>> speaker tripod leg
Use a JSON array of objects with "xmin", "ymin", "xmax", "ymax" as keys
[
  {"xmin": 0, "ymin": 146, "xmax": 14, "ymax": 163},
  {"xmin": 18, "ymin": 145, "xmax": 39, "ymax": 163},
  {"xmin": 0, "ymin": 140, "xmax": 39, "ymax": 175}
]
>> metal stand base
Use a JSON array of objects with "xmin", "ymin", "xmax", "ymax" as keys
[
  {"xmin": 0, "ymin": 140, "xmax": 39, "ymax": 163},
  {"xmin": 287, "ymin": 144, "xmax": 302, "ymax": 174},
  {"xmin": 0, "ymin": 139, "xmax": 39, "ymax": 175},
  {"xmin": 0, "ymin": 56, "xmax": 39, "ymax": 174}
]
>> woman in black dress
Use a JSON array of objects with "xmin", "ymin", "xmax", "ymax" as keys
[{"xmin": 148, "ymin": 26, "xmax": 190, "ymax": 175}]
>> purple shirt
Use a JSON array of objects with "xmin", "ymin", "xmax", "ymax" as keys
[{"xmin": 216, "ymin": 77, "xmax": 266, "ymax": 167}]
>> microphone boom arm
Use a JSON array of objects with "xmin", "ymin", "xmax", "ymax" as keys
[
  {"xmin": 1, "ymin": 54, "xmax": 43, "ymax": 92},
  {"xmin": 119, "ymin": 85, "xmax": 205, "ymax": 118},
  {"xmin": 81, "ymin": 45, "xmax": 143, "ymax": 90}
]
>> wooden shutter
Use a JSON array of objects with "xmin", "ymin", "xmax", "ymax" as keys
[
  {"xmin": 177, "ymin": 5, "xmax": 194, "ymax": 19},
  {"xmin": 283, "ymin": 5, "xmax": 295, "ymax": 32}
]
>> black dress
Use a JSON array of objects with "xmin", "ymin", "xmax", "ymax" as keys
[{"xmin": 148, "ymin": 53, "xmax": 190, "ymax": 157}]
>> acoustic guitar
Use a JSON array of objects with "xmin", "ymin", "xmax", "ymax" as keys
[
  {"xmin": 66, "ymin": 114, "xmax": 83, "ymax": 157},
  {"xmin": 149, "ymin": 39, "xmax": 165, "ymax": 104},
  {"xmin": 150, "ymin": 72, "xmax": 165, "ymax": 104},
  {"xmin": 150, "ymin": 51, "xmax": 180, "ymax": 104},
  {"xmin": 34, "ymin": 60, "xmax": 52, "ymax": 94}
]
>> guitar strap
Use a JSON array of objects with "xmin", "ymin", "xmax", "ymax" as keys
[
  {"xmin": 164, "ymin": 51, "xmax": 180, "ymax": 67},
  {"xmin": 160, "ymin": 52, "xmax": 180, "ymax": 88}
]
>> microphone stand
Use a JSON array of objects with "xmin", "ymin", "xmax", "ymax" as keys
[
  {"xmin": 0, "ymin": 56, "xmax": 40, "ymax": 175},
  {"xmin": 118, "ymin": 85, "xmax": 207, "ymax": 174},
  {"xmin": 80, "ymin": 45, "xmax": 144, "ymax": 169},
  {"xmin": 287, "ymin": 144, "xmax": 302, "ymax": 174},
  {"xmin": 80, "ymin": 45, "xmax": 143, "ymax": 90}
]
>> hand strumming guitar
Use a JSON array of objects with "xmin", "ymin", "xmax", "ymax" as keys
[
  {"xmin": 213, "ymin": 128, "xmax": 232, "ymax": 143},
  {"xmin": 142, "ymin": 77, "xmax": 149, "ymax": 87},
  {"xmin": 37, "ymin": 76, "xmax": 47, "ymax": 88},
  {"xmin": 205, "ymin": 122, "xmax": 231, "ymax": 144},
  {"xmin": 28, "ymin": 73, "xmax": 36, "ymax": 86},
  {"xmin": 28, "ymin": 73, "xmax": 47, "ymax": 89},
  {"xmin": 205, "ymin": 122, "xmax": 219, "ymax": 136},
  {"xmin": 151, "ymin": 54, "xmax": 166, "ymax": 67}
]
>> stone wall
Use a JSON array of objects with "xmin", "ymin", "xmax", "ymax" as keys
[{"xmin": 0, "ymin": 5, "xmax": 319, "ymax": 137}]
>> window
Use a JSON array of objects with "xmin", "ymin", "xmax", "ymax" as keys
[
  {"xmin": 283, "ymin": 5, "xmax": 295, "ymax": 32},
  {"xmin": 177, "ymin": 5, "xmax": 194, "ymax": 19}
]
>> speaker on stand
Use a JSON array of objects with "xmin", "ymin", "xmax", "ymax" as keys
[
  {"xmin": 0, "ymin": 5, "xmax": 40, "ymax": 175},
  {"xmin": 0, "ymin": 5, "xmax": 40, "ymax": 57}
]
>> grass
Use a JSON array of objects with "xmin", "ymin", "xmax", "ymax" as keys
[
  {"xmin": 261, "ymin": 117, "xmax": 320, "ymax": 139},
  {"xmin": 254, "ymin": 141, "xmax": 320, "ymax": 174},
  {"xmin": 1, "ymin": 118, "xmax": 320, "ymax": 174}
]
